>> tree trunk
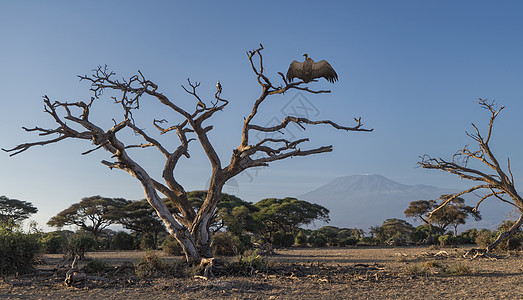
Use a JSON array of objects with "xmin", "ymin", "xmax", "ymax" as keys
[{"xmin": 486, "ymin": 213, "xmax": 523, "ymax": 253}]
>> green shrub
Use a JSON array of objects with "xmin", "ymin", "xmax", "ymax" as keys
[
  {"xmin": 161, "ymin": 235, "xmax": 184, "ymax": 256},
  {"xmin": 492, "ymin": 221, "xmax": 523, "ymax": 251},
  {"xmin": 308, "ymin": 234, "xmax": 327, "ymax": 247},
  {"xmin": 111, "ymin": 231, "xmax": 134, "ymax": 250},
  {"xmin": 240, "ymin": 250, "xmax": 267, "ymax": 272},
  {"xmin": 135, "ymin": 251, "xmax": 167, "ymax": 277},
  {"xmin": 410, "ymin": 226, "xmax": 430, "ymax": 244},
  {"xmin": 220, "ymin": 250, "xmax": 269, "ymax": 276},
  {"xmin": 358, "ymin": 236, "xmax": 377, "ymax": 246},
  {"xmin": 271, "ymin": 232, "xmax": 294, "ymax": 248},
  {"xmin": 475, "ymin": 226, "xmax": 523, "ymax": 251},
  {"xmin": 0, "ymin": 227, "xmax": 41, "ymax": 275},
  {"xmin": 475, "ymin": 230, "xmax": 494, "ymax": 248},
  {"xmin": 40, "ymin": 231, "xmax": 67, "ymax": 254},
  {"xmin": 86, "ymin": 259, "xmax": 108, "ymax": 273},
  {"xmin": 458, "ymin": 229, "xmax": 478, "ymax": 244},
  {"xmin": 339, "ymin": 236, "xmax": 359, "ymax": 246},
  {"xmin": 438, "ymin": 234, "xmax": 457, "ymax": 247},
  {"xmin": 140, "ymin": 233, "xmax": 156, "ymax": 250},
  {"xmin": 66, "ymin": 233, "xmax": 96, "ymax": 259},
  {"xmin": 294, "ymin": 230, "xmax": 308, "ymax": 247},
  {"xmin": 212, "ymin": 231, "xmax": 245, "ymax": 256}
]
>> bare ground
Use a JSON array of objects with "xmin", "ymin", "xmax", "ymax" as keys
[{"xmin": 1, "ymin": 246, "xmax": 522, "ymax": 299}]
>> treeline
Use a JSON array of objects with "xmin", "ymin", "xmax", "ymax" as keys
[
  {"xmin": 42, "ymin": 194, "xmax": 333, "ymax": 256},
  {"xmin": 1, "ymin": 193, "xmax": 522, "ymax": 275}
]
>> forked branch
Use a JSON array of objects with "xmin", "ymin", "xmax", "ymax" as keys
[{"xmin": 418, "ymin": 99, "xmax": 522, "ymax": 252}]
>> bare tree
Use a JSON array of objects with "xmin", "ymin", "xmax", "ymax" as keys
[
  {"xmin": 419, "ymin": 99, "xmax": 522, "ymax": 252},
  {"xmin": 3, "ymin": 45, "xmax": 371, "ymax": 262}
]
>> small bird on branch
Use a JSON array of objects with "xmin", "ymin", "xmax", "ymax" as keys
[
  {"xmin": 216, "ymin": 81, "xmax": 222, "ymax": 95},
  {"xmin": 286, "ymin": 54, "xmax": 338, "ymax": 83}
]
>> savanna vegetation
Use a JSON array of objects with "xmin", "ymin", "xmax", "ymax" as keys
[{"xmin": 1, "ymin": 47, "xmax": 522, "ymax": 298}]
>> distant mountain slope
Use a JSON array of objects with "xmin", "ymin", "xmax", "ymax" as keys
[{"xmin": 297, "ymin": 174, "xmax": 510, "ymax": 231}]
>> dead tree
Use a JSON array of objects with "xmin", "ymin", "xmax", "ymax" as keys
[
  {"xmin": 3, "ymin": 45, "xmax": 372, "ymax": 262},
  {"xmin": 419, "ymin": 99, "xmax": 522, "ymax": 252}
]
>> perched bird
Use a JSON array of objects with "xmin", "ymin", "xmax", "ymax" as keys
[
  {"xmin": 216, "ymin": 81, "xmax": 222, "ymax": 94},
  {"xmin": 286, "ymin": 54, "xmax": 338, "ymax": 83}
]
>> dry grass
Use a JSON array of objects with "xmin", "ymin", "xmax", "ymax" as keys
[{"xmin": 0, "ymin": 246, "xmax": 522, "ymax": 299}]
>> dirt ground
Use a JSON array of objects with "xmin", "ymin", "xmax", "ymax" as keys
[{"xmin": 1, "ymin": 246, "xmax": 522, "ymax": 299}]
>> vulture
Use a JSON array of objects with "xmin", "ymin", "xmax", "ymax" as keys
[
  {"xmin": 216, "ymin": 81, "xmax": 222, "ymax": 94},
  {"xmin": 286, "ymin": 54, "xmax": 338, "ymax": 83}
]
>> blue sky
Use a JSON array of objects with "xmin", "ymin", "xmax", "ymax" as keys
[{"xmin": 1, "ymin": 1, "xmax": 522, "ymax": 231}]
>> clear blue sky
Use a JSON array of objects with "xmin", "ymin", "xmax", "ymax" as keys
[{"xmin": 1, "ymin": 1, "xmax": 522, "ymax": 231}]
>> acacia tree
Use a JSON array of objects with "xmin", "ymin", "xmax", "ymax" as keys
[
  {"xmin": 114, "ymin": 199, "xmax": 166, "ymax": 247},
  {"xmin": 434, "ymin": 196, "xmax": 481, "ymax": 236},
  {"xmin": 419, "ymin": 99, "xmax": 522, "ymax": 252},
  {"xmin": 3, "ymin": 45, "xmax": 371, "ymax": 262},
  {"xmin": 370, "ymin": 218, "xmax": 414, "ymax": 244},
  {"xmin": 0, "ymin": 196, "xmax": 38, "ymax": 228},
  {"xmin": 254, "ymin": 197, "xmax": 330, "ymax": 243},
  {"xmin": 47, "ymin": 195, "xmax": 127, "ymax": 242},
  {"xmin": 404, "ymin": 196, "xmax": 481, "ymax": 235}
]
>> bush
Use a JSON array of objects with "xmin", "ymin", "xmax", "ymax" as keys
[
  {"xmin": 40, "ymin": 231, "xmax": 67, "ymax": 254},
  {"xmin": 135, "ymin": 251, "xmax": 167, "ymax": 277},
  {"xmin": 239, "ymin": 250, "xmax": 267, "ymax": 272},
  {"xmin": 387, "ymin": 236, "xmax": 410, "ymax": 246},
  {"xmin": 220, "ymin": 250, "xmax": 270, "ymax": 276},
  {"xmin": 445, "ymin": 263, "xmax": 472, "ymax": 275},
  {"xmin": 458, "ymin": 229, "xmax": 478, "ymax": 244},
  {"xmin": 493, "ymin": 221, "xmax": 523, "ymax": 251},
  {"xmin": 308, "ymin": 234, "xmax": 327, "ymax": 247},
  {"xmin": 474, "ymin": 222, "xmax": 523, "ymax": 251},
  {"xmin": 111, "ymin": 231, "xmax": 134, "ymax": 250},
  {"xmin": 140, "ymin": 233, "xmax": 156, "ymax": 250},
  {"xmin": 438, "ymin": 234, "xmax": 457, "ymax": 247},
  {"xmin": 358, "ymin": 236, "xmax": 378, "ymax": 246},
  {"xmin": 339, "ymin": 236, "xmax": 359, "ymax": 246},
  {"xmin": 0, "ymin": 227, "xmax": 41, "ymax": 275},
  {"xmin": 474, "ymin": 230, "xmax": 494, "ymax": 248},
  {"xmin": 161, "ymin": 235, "xmax": 184, "ymax": 256},
  {"xmin": 294, "ymin": 230, "xmax": 308, "ymax": 247},
  {"xmin": 271, "ymin": 232, "xmax": 294, "ymax": 248},
  {"xmin": 212, "ymin": 231, "xmax": 245, "ymax": 256},
  {"xmin": 86, "ymin": 259, "xmax": 108, "ymax": 274},
  {"xmin": 410, "ymin": 226, "xmax": 430, "ymax": 244},
  {"xmin": 66, "ymin": 233, "xmax": 96, "ymax": 259}
]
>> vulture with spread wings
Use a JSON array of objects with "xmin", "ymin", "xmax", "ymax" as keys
[{"xmin": 286, "ymin": 54, "xmax": 338, "ymax": 83}]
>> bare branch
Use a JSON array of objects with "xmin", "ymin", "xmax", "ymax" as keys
[
  {"xmin": 248, "ymin": 145, "xmax": 333, "ymax": 168},
  {"xmin": 127, "ymin": 122, "xmax": 169, "ymax": 157},
  {"xmin": 429, "ymin": 185, "xmax": 491, "ymax": 216},
  {"xmin": 250, "ymin": 116, "xmax": 373, "ymax": 133},
  {"xmin": 5, "ymin": 45, "xmax": 373, "ymax": 261},
  {"xmin": 3, "ymin": 136, "xmax": 70, "ymax": 156},
  {"xmin": 419, "ymin": 100, "xmax": 523, "ymax": 252}
]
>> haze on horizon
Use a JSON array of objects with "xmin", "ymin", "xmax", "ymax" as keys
[{"xmin": 1, "ymin": 1, "xmax": 522, "ymax": 231}]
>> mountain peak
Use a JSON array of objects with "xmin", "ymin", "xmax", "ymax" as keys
[
  {"xmin": 297, "ymin": 174, "xmax": 453, "ymax": 230},
  {"xmin": 297, "ymin": 174, "xmax": 506, "ymax": 231},
  {"xmin": 300, "ymin": 174, "xmax": 419, "ymax": 199}
]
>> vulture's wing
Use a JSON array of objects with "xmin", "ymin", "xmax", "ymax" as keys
[
  {"xmin": 286, "ymin": 60, "xmax": 304, "ymax": 82},
  {"xmin": 312, "ymin": 60, "xmax": 338, "ymax": 83}
]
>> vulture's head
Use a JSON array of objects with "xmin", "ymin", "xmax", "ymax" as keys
[{"xmin": 303, "ymin": 53, "xmax": 309, "ymax": 59}]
